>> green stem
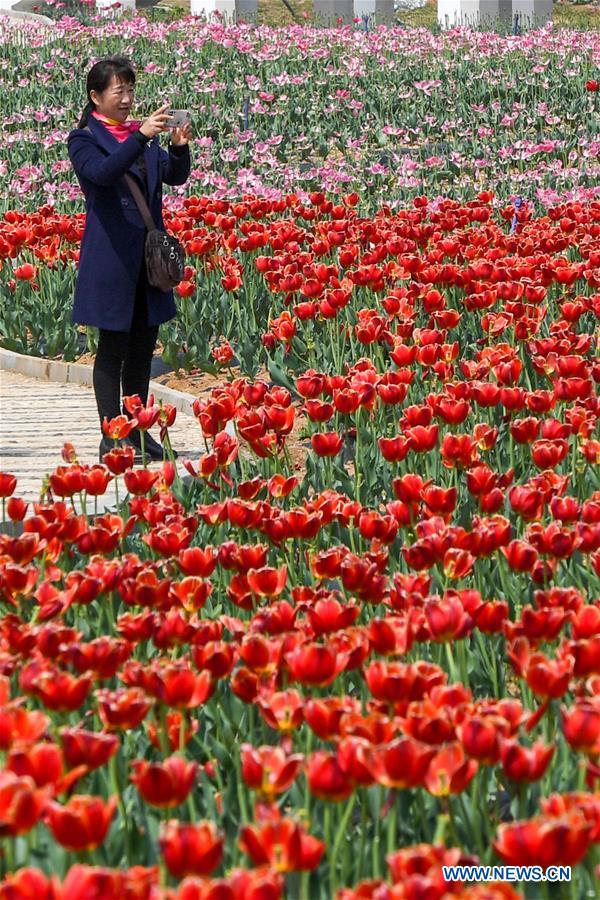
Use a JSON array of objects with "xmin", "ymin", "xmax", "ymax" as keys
[
  {"xmin": 445, "ymin": 642, "xmax": 459, "ymax": 683},
  {"xmin": 324, "ymin": 803, "xmax": 333, "ymax": 892},
  {"xmin": 329, "ymin": 793, "xmax": 356, "ymax": 894},
  {"xmin": 386, "ymin": 791, "xmax": 398, "ymax": 857},
  {"xmin": 356, "ymin": 789, "xmax": 368, "ymax": 882},
  {"xmin": 372, "ymin": 789, "xmax": 383, "ymax": 878},
  {"xmin": 109, "ymin": 751, "xmax": 131, "ymax": 861},
  {"xmin": 158, "ymin": 704, "xmax": 171, "ymax": 757},
  {"xmin": 299, "ymin": 870, "xmax": 311, "ymax": 900},
  {"xmin": 234, "ymin": 748, "xmax": 250, "ymax": 825},
  {"xmin": 447, "ymin": 798, "xmax": 461, "ymax": 848}
]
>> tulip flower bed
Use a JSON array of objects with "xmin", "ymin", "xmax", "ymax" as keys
[
  {"xmin": 0, "ymin": 193, "xmax": 599, "ymax": 897},
  {"xmin": 1, "ymin": 16, "xmax": 599, "ymax": 220},
  {"xmin": 1, "ymin": 15, "xmax": 600, "ymax": 360}
]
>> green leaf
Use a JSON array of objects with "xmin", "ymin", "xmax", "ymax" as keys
[{"xmin": 267, "ymin": 354, "xmax": 296, "ymax": 395}]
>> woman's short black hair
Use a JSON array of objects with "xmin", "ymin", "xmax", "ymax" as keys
[{"xmin": 77, "ymin": 56, "xmax": 136, "ymax": 128}]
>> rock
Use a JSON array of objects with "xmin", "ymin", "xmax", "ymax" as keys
[{"xmin": 394, "ymin": 0, "xmax": 428, "ymax": 10}]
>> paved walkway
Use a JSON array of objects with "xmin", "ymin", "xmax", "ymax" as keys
[{"xmin": 0, "ymin": 370, "xmax": 205, "ymax": 509}]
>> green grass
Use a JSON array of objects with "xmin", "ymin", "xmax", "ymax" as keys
[
  {"xmin": 555, "ymin": 0, "xmax": 600, "ymax": 28},
  {"xmin": 156, "ymin": 0, "xmax": 600, "ymax": 30}
]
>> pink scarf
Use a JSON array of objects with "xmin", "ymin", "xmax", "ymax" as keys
[{"xmin": 92, "ymin": 110, "xmax": 141, "ymax": 143}]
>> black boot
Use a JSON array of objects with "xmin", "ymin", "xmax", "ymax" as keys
[
  {"xmin": 128, "ymin": 428, "xmax": 178, "ymax": 461},
  {"xmin": 99, "ymin": 435, "xmax": 143, "ymax": 465}
]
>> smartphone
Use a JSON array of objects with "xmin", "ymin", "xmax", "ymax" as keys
[{"xmin": 166, "ymin": 109, "xmax": 191, "ymax": 129}]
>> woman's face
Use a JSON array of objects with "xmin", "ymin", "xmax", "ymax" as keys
[{"xmin": 90, "ymin": 73, "xmax": 135, "ymax": 122}]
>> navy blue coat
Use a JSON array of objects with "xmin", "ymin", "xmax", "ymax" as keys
[{"xmin": 67, "ymin": 115, "xmax": 191, "ymax": 331}]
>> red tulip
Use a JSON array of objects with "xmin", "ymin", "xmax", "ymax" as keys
[
  {"xmin": 367, "ymin": 616, "xmax": 413, "ymax": 657},
  {"xmin": 6, "ymin": 496, "xmax": 28, "ymax": 521},
  {"xmin": 306, "ymin": 597, "xmax": 361, "ymax": 635},
  {"xmin": 304, "ymin": 696, "xmax": 361, "ymax": 741},
  {"xmin": 307, "ymin": 751, "xmax": 354, "ymax": 802},
  {"xmin": 473, "ymin": 600, "xmax": 509, "ymax": 634},
  {"xmin": 48, "ymin": 465, "xmax": 85, "ymax": 498},
  {"xmin": 0, "ymin": 771, "xmax": 50, "ymax": 837},
  {"xmin": 247, "ymin": 565, "xmax": 287, "ymax": 598},
  {"xmin": 43, "ymin": 795, "xmax": 116, "ymax": 851},
  {"xmin": 7, "ymin": 741, "xmax": 85, "ymax": 794},
  {"xmin": 258, "ymin": 690, "xmax": 304, "ymax": 733},
  {"xmin": 457, "ymin": 715, "xmax": 510, "ymax": 765},
  {"xmin": 0, "ymin": 473, "xmax": 18, "ymax": 498},
  {"xmin": 500, "ymin": 739, "xmax": 554, "ymax": 782},
  {"xmin": 572, "ymin": 605, "xmax": 600, "ymax": 640},
  {"xmin": 473, "ymin": 423, "xmax": 498, "ymax": 450},
  {"xmin": 424, "ymin": 594, "xmax": 471, "ymax": 641},
  {"xmin": 102, "ymin": 414, "xmax": 137, "ymax": 440},
  {"xmin": 365, "ymin": 660, "xmax": 446, "ymax": 706},
  {"xmin": 541, "ymin": 793, "xmax": 600, "ymax": 842},
  {"xmin": 61, "ymin": 728, "xmax": 119, "ymax": 772},
  {"xmin": 378, "ymin": 435, "xmax": 411, "ymax": 462},
  {"xmin": 531, "ymin": 438, "xmax": 569, "ymax": 470},
  {"xmin": 504, "ymin": 605, "xmax": 566, "ymax": 644},
  {"xmin": 493, "ymin": 812, "xmax": 592, "ymax": 867},
  {"xmin": 144, "ymin": 662, "xmax": 215, "ymax": 709},
  {"xmin": 96, "ymin": 687, "xmax": 152, "ymax": 731},
  {"xmin": 421, "ymin": 485, "xmax": 457, "ymax": 518},
  {"xmin": 296, "ymin": 370, "xmax": 325, "ymax": 399},
  {"xmin": 441, "ymin": 433, "xmax": 478, "ymax": 469},
  {"xmin": 562, "ymin": 702, "xmax": 600, "ymax": 755},
  {"xmin": 60, "ymin": 865, "xmax": 158, "ymax": 900},
  {"xmin": 501, "ymin": 540, "xmax": 539, "ymax": 573},
  {"xmin": 311, "ymin": 432, "xmax": 343, "ymax": 457},
  {"xmin": 239, "ymin": 817, "xmax": 324, "ymax": 872},
  {"xmin": 130, "ymin": 755, "xmax": 197, "ymax": 808},
  {"xmin": 286, "ymin": 642, "xmax": 348, "ymax": 687},
  {"xmin": 405, "ymin": 424, "xmax": 439, "ymax": 453},
  {"xmin": 123, "ymin": 469, "xmax": 161, "ymax": 496},
  {"xmin": 510, "ymin": 417, "xmax": 540, "ymax": 444},
  {"xmin": 0, "ymin": 867, "xmax": 59, "ymax": 898},
  {"xmin": 14, "ymin": 263, "xmax": 37, "ymax": 281},
  {"xmin": 361, "ymin": 737, "xmax": 436, "ymax": 789},
  {"xmin": 424, "ymin": 742, "xmax": 478, "ymax": 796},
  {"xmin": 386, "ymin": 843, "xmax": 475, "ymax": 887},
  {"xmin": 240, "ymin": 744, "xmax": 304, "ymax": 800},
  {"xmin": 171, "ymin": 577, "xmax": 213, "ymax": 613},
  {"xmin": 237, "ymin": 634, "xmax": 281, "ymax": 676},
  {"xmin": 509, "ymin": 487, "xmax": 544, "ymax": 525},
  {"xmin": 525, "ymin": 651, "xmax": 573, "ymax": 699},
  {"xmin": 19, "ymin": 662, "xmax": 91, "ymax": 712},
  {"xmin": 569, "ymin": 635, "xmax": 600, "ymax": 678},
  {"xmin": 0, "ymin": 706, "xmax": 49, "ymax": 751},
  {"xmin": 160, "ymin": 820, "xmax": 224, "ymax": 879}
]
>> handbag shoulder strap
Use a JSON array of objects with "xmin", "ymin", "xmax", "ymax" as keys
[
  {"xmin": 123, "ymin": 173, "xmax": 156, "ymax": 232},
  {"xmin": 82, "ymin": 125, "xmax": 156, "ymax": 232}
]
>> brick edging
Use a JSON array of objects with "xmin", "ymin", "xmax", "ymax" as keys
[{"xmin": 0, "ymin": 347, "xmax": 199, "ymax": 417}]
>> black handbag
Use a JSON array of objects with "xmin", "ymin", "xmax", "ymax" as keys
[{"xmin": 123, "ymin": 172, "xmax": 185, "ymax": 292}]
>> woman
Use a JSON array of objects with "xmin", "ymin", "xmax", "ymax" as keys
[{"xmin": 68, "ymin": 55, "xmax": 191, "ymax": 462}]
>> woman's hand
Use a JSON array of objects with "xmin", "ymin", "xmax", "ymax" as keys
[
  {"xmin": 139, "ymin": 103, "xmax": 172, "ymax": 139},
  {"xmin": 170, "ymin": 121, "xmax": 192, "ymax": 146}
]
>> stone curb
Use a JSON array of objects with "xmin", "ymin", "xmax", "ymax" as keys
[
  {"xmin": 0, "ymin": 9, "xmax": 54, "ymax": 24},
  {"xmin": 0, "ymin": 347, "xmax": 199, "ymax": 417}
]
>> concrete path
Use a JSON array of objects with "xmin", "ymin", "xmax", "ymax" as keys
[{"xmin": 0, "ymin": 370, "xmax": 206, "ymax": 510}]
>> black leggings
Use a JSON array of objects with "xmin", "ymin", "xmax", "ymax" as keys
[{"xmin": 93, "ymin": 269, "xmax": 159, "ymax": 428}]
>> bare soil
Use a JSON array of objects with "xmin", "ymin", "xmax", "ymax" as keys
[
  {"xmin": 74, "ymin": 352, "xmax": 313, "ymax": 474},
  {"xmin": 151, "ymin": 367, "xmax": 312, "ymax": 475}
]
